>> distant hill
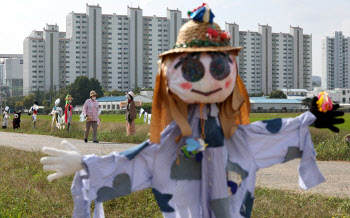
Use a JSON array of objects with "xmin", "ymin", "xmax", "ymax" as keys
[
  {"xmin": 312, "ymin": 76, "xmax": 321, "ymax": 82},
  {"xmin": 312, "ymin": 76, "xmax": 321, "ymax": 87}
]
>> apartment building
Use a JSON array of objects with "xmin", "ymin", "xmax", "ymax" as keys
[
  {"xmin": 23, "ymin": 3, "xmax": 311, "ymax": 95},
  {"xmin": 23, "ymin": 4, "xmax": 189, "ymax": 95},
  {"xmin": 0, "ymin": 55, "xmax": 24, "ymax": 96},
  {"xmin": 0, "ymin": 62, "xmax": 4, "ymax": 85},
  {"xmin": 23, "ymin": 25, "xmax": 63, "ymax": 95},
  {"xmin": 226, "ymin": 23, "xmax": 312, "ymax": 94},
  {"xmin": 322, "ymin": 31, "xmax": 350, "ymax": 90}
]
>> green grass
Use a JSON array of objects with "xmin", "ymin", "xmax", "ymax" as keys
[
  {"xmin": 249, "ymin": 112, "xmax": 350, "ymax": 132},
  {"xmin": 1, "ymin": 114, "xmax": 150, "ymax": 144},
  {"xmin": 1, "ymin": 146, "xmax": 350, "ymax": 217},
  {"xmin": 2, "ymin": 113, "xmax": 350, "ymax": 161},
  {"xmin": 253, "ymin": 188, "xmax": 350, "ymax": 217},
  {"xmin": 250, "ymin": 113, "xmax": 350, "ymax": 161},
  {"xmin": 20, "ymin": 113, "xmax": 147, "ymax": 124}
]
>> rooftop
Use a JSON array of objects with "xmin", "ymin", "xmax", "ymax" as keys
[
  {"xmin": 97, "ymin": 95, "xmax": 153, "ymax": 103},
  {"xmin": 250, "ymin": 97, "xmax": 302, "ymax": 104},
  {"xmin": 97, "ymin": 96, "xmax": 126, "ymax": 102},
  {"xmin": 281, "ymin": 89, "xmax": 309, "ymax": 92}
]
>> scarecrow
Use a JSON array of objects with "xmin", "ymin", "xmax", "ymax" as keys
[
  {"xmin": 50, "ymin": 98, "xmax": 64, "ymax": 132},
  {"xmin": 65, "ymin": 95, "xmax": 74, "ymax": 131},
  {"xmin": 13, "ymin": 111, "xmax": 21, "ymax": 129},
  {"xmin": 29, "ymin": 101, "xmax": 39, "ymax": 130},
  {"xmin": 41, "ymin": 4, "xmax": 344, "ymax": 218},
  {"xmin": 2, "ymin": 106, "xmax": 10, "ymax": 129}
]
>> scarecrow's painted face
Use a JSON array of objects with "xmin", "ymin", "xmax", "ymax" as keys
[
  {"xmin": 14, "ymin": 114, "xmax": 19, "ymax": 119},
  {"xmin": 167, "ymin": 52, "xmax": 237, "ymax": 103}
]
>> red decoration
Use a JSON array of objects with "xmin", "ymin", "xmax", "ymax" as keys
[{"xmin": 220, "ymin": 32, "xmax": 228, "ymax": 39}]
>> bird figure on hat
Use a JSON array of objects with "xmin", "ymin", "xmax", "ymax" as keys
[{"xmin": 40, "ymin": 4, "xmax": 344, "ymax": 217}]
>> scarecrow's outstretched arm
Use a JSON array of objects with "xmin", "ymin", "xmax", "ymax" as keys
[
  {"xmin": 41, "ymin": 140, "xmax": 83, "ymax": 182},
  {"xmin": 233, "ymin": 111, "xmax": 325, "ymax": 190},
  {"xmin": 309, "ymin": 96, "xmax": 344, "ymax": 132},
  {"xmin": 41, "ymin": 140, "xmax": 156, "ymax": 217}
]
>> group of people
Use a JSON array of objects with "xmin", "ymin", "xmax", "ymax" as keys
[{"xmin": 82, "ymin": 90, "xmax": 137, "ymax": 143}]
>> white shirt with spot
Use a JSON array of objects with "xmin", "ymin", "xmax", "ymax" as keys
[{"xmin": 71, "ymin": 104, "xmax": 324, "ymax": 218}]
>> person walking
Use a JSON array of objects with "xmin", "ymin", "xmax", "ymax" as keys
[
  {"xmin": 83, "ymin": 91, "xmax": 99, "ymax": 143},
  {"xmin": 125, "ymin": 91, "xmax": 137, "ymax": 136}
]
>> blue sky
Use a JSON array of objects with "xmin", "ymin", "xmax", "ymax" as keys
[{"xmin": 1, "ymin": 0, "xmax": 350, "ymax": 76}]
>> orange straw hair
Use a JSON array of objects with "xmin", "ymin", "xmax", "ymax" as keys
[{"xmin": 149, "ymin": 53, "xmax": 250, "ymax": 144}]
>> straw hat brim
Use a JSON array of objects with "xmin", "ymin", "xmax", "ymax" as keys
[
  {"xmin": 66, "ymin": 96, "xmax": 74, "ymax": 100},
  {"xmin": 159, "ymin": 46, "xmax": 242, "ymax": 57}
]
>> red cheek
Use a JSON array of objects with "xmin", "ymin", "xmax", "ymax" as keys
[
  {"xmin": 225, "ymin": 79, "xmax": 232, "ymax": 89},
  {"xmin": 180, "ymin": 82, "xmax": 192, "ymax": 90}
]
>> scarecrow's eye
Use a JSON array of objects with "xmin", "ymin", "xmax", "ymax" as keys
[
  {"xmin": 182, "ymin": 59, "xmax": 205, "ymax": 82},
  {"xmin": 210, "ymin": 54, "xmax": 230, "ymax": 80}
]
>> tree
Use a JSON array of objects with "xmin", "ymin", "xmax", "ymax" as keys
[
  {"xmin": 22, "ymin": 94, "xmax": 35, "ymax": 109},
  {"xmin": 132, "ymin": 87, "xmax": 142, "ymax": 95},
  {"xmin": 89, "ymin": 78, "xmax": 104, "ymax": 98},
  {"xmin": 301, "ymin": 97, "xmax": 313, "ymax": 109},
  {"xmin": 15, "ymin": 101, "xmax": 24, "ymax": 110},
  {"xmin": 269, "ymin": 90, "xmax": 287, "ymax": 99},
  {"xmin": 60, "ymin": 76, "xmax": 105, "ymax": 105},
  {"xmin": 5, "ymin": 96, "xmax": 24, "ymax": 110}
]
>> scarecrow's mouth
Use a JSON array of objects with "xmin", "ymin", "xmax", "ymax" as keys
[{"xmin": 191, "ymin": 88, "xmax": 222, "ymax": 96}]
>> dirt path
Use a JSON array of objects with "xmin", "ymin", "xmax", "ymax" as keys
[
  {"xmin": 0, "ymin": 132, "xmax": 135, "ymax": 155},
  {"xmin": 2, "ymin": 132, "xmax": 350, "ymax": 198}
]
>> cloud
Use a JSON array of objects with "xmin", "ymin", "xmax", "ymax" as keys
[{"xmin": 340, "ymin": 19, "xmax": 350, "ymax": 36}]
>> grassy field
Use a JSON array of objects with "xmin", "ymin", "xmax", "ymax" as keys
[
  {"xmin": 1, "ymin": 146, "xmax": 350, "ymax": 217},
  {"xmin": 1, "ymin": 112, "xmax": 350, "ymax": 160}
]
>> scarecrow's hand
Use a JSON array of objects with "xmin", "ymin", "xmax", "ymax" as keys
[
  {"xmin": 310, "ymin": 97, "xmax": 345, "ymax": 132},
  {"xmin": 40, "ymin": 140, "xmax": 83, "ymax": 182}
]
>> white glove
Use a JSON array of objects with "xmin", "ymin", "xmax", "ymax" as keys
[{"xmin": 40, "ymin": 140, "xmax": 83, "ymax": 182}]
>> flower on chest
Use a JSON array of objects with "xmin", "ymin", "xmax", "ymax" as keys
[{"xmin": 180, "ymin": 137, "xmax": 208, "ymax": 162}]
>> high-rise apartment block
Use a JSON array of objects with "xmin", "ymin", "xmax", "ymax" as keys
[
  {"xmin": 23, "ymin": 4, "xmax": 312, "ymax": 95},
  {"xmin": 23, "ymin": 4, "xmax": 188, "ymax": 95},
  {"xmin": 322, "ymin": 31, "xmax": 350, "ymax": 90},
  {"xmin": 226, "ymin": 23, "xmax": 312, "ymax": 94},
  {"xmin": 0, "ymin": 55, "xmax": 24, "ymax": 96},
  {"xmin": 0, "ymin": 62, "xmax": 4, "ymax": 85}
]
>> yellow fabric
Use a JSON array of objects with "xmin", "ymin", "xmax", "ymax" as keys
[{"xmin": 149, "ymin": 55, "xmax": 251, "ymax": 144}]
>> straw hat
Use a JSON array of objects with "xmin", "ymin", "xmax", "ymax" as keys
[
  {"xmin": 90, "ymin": 91, "xmax": 98, "ymax": 97},
  {"xmin": 159, "ymin": 4, "xmax": 241, "ymax": 57},
  {"xmin": 127, "ymin": 91, "xmax": 135, "ymax": 98},
  {"xmin": 149, "ymin": 4, "xmax": 250, "ymax": 144},
  {"xmin": 65, "ymin": 95, "xmax": 74, "ymax": 100}
]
